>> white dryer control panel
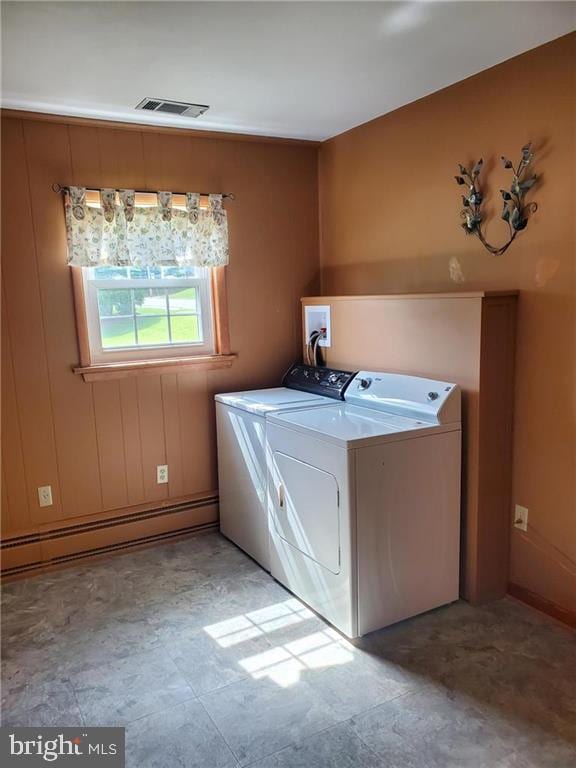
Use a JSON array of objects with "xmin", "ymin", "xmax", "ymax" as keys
[{"xmin": 344, "ymin": 371, "xmax": 461, "ymax": 424}]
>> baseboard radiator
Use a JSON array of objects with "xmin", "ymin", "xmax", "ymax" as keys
[{"xmin": 1, "ymin": 494, "xmax": 219, "ymax": 579}]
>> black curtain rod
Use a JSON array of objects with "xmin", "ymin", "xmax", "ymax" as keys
[{"xmin": 52, "ymin": 183, "xmax": 235, "ymax": 200}]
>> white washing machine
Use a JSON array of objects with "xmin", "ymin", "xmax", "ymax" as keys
[
  {"xmin": 215, "ymin": 364, "xmax": 356, "ymax": 570},
  {"xmin": 267, "ymin": 371, "xmax": 462, "ymax": 638}
]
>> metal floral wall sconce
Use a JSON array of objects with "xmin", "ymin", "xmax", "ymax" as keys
[{"xmin": 454, "ymin": 143, "xmax": 538, "ymax": 256}]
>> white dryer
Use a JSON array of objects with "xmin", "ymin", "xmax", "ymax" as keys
[
  {"xmin": 215, "ymin": 365, "xmax": 356, "ymax": 570},
  {"xmin": 267, "ymin": 371, "xmax": 462, "ymax": 638}
]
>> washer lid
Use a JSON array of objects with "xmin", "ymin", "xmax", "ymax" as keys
[
  {"xmin": 215, "ymin": 387, "xmax": 333, "ymax": 415},
  {"xmin": 268, "ymin": 403, "xmax": 459, "ymax": 448}
]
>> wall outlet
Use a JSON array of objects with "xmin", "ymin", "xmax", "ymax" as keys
[
  {"xmin": 514, "ymin": 504, "xmax": 528, "ymax": 532},
  {"xmin": 38, "ymin": 485, "xmax": 53, "ymax": 507},
  {"xmin": 157, "ymin": 465, "xmax": 169, "ymax": 484}
]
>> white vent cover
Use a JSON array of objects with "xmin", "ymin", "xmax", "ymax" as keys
[{"xmin": 135, "ymin": 98, "xmax": 209, "ymax": 118}]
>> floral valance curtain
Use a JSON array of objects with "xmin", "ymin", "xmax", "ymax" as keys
[{"xmin": 65, "ymin": 187, "xmax": 229, "ymax": 268}]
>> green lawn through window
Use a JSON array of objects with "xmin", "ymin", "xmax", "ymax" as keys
[
  {"xmin": 99, "ymin": 286, "xmax": 202, "ymax": 348},
  {"xmin": 101, "ymin": 315, "xmax": 201, "ymax": 348}
]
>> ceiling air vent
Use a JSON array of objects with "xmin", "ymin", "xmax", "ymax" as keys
[{"xmin": 135, "ymin": 98, "xmax": 209, "ymax": 118}]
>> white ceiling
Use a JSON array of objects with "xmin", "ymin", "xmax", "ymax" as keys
[{"xmin": 2, "ymin": 1, "xmax": 575, "ymax": 141}]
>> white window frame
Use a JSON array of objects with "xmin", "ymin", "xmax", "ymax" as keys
[{"xmin": 82, "ymin": 268, "xmax": 215, "ymax": 364}]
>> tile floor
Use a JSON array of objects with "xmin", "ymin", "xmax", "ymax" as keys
[{"xmin": 2, "ymin": 533, "xmax": 575, "ymax": 767}]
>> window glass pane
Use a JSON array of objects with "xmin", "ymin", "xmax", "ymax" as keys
[
  {"xmin": 127, "ymin": 266, "xmax": 150, "ymax": 280},
  {"xmin": 97, "ymin": 288, "xmax": 133, "ymax": 318},
  {"xmin": 88, "ymin": 265, "xmax": 206, "ymax": 283},
  {"xmin": 134, "ymin": 288, "xmax": 167, "ymax": 316},
  {"xmin": 136, "ymin": 316, "xmax": 170, "ymax": 345},
  {"xmin": 93, "ymin": 266, "xmax": 129, "ymax": 280},
  {"xmin": 171, "ymin": 315, "xmax": 202, "ymax": 343},
  {"xmin": 101, "ymin": 317, "xmax": 136, "ymax": 348},
  {"xmin": 167, "ymin": 286, "xmax": 198, "ymax": 314},
  {"xmin": 85, "ymin": 265, "xmax": 213, "ymax": 357},
  {"xmin": 162, "ymin": 266, "xmax": 200, "ymax": 279}
]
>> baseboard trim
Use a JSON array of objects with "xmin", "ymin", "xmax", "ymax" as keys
[
  {"xmin": 1, "ymin": 495, "xmax": 219, "ymax": 579},
  {"xmin": 508, "ymin": 582, "xmax": 576, "ymax": 630}
]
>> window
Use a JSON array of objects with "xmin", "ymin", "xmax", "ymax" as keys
[
  {"xmin": 66, "ymin": 187, "xmax": 233, "ymax": 379},
  {"xmin": 82, "ymin": 265, "xmax": 214, "ymax": 363}
]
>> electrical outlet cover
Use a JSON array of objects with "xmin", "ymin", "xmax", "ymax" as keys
[
  {"xmin": 38, "ymin": 485, "xmax": 53, "ymax": 507},
  {"xmin": 157, "ymin": 465, "xmax": 169, "ymax": 484},
  {"xmin": 514, "ymin": 504, "xmax": 528, "ymax": 532}
]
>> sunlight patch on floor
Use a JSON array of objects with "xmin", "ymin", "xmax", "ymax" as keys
[
  {"xmin": 239, "ymin": 627, "xmax": 355, "ymax": 687},
  {"xmin": 203, "ymin": 599, "xmax": 356, "ymax": 687},
  {"xmin": 203, "ymin": 599, "xmax": 314, "ymax": 648}
]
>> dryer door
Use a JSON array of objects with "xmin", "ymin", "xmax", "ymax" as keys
[{"xmin": 270, "ymin": 451, "xmax": 340, "ymax": 574}]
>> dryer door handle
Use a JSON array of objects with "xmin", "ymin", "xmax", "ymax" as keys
[{"xmin": 277, "ymin": 483, "xmax": 285, "ymax": 509}]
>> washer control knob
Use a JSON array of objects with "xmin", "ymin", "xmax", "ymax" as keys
[
  {"xmin": 314, "ymin": 371, "xmax": 321, "ymax": 380},
  {"xmin": 328, "ymin": 373, "xmax": 338, "ymax": 384},
  {"xmin": 427, "ymin": 391, "xmax": 439, "ymax": 401},
  {"xmin": 358, "ymin": 378, "xmax": 372, "ymax": 390}
]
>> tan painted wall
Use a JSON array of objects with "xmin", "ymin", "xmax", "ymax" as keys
[
  {"xmin": 318, "ymin": 34, "xmax": 576, "ymax": 614},
  {"xmin": 1, "ymin": 116, "xmax": 319, "ymax": 538}
]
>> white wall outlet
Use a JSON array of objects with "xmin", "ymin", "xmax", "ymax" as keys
[
  {"xmin": 514, "ymin": 504, "xmax": 528, "ymax": 532},
  {"xmin": 38, "ymin": 485, "xmax": 53, "ymax": 507},
  {"xmin": 304, "ymin": 304, "xmax": 331, "ymax": 348},
  {"xmin": 157, "ymin": 465, "xmax": 169, "ymax": 484}
]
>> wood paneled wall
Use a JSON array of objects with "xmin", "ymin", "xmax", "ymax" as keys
[{"xmin": 1, "ymin": 115, "xmax": 320, "ymax": 569}]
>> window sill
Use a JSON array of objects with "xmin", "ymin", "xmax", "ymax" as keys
[{"xmin": 73, "ymin": 353, "xmax": 237, "ymax": 382}]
